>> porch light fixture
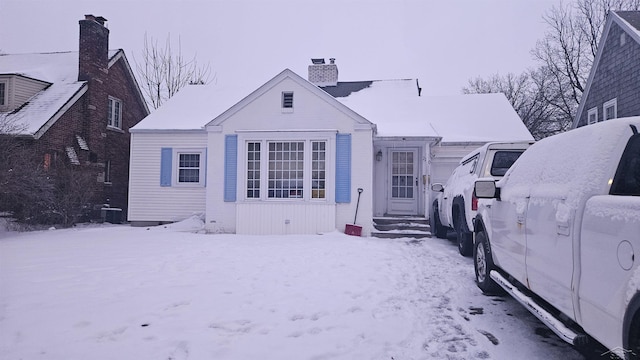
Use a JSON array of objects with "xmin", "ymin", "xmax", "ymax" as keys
[{"xmin": 376, "ymin": 150, "xmax": 382, "ymax": 161}]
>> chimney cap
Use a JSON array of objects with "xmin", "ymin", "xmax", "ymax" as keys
[
  {"xmin": 311, "ymin": 58, "xmax": 325, "ymax": 65},
  {"xmin": 84, "ymin": 14, "xmax": 107, "ymax": 25}
]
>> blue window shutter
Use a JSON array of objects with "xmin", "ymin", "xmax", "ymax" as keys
[
  {"xmin": 224, "ymin": 135, "xmax": 238, "ymax": 202},
  {"xmin": 160, "ymin": 147, "xmax": 172, "ymax": 187},
  {"xmin": 335, "ymin": 133, "xmax": 352, "ymax": 203}
]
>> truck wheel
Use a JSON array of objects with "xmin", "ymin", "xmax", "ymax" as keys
[
  {"xmin": 456, "ymin": 211, "xmax": 473, "ymax": 257},
  {"xmin": 474, "ymin": 230, "xmax": 504, "ymax": 295},
  {"xmin": 627, "ymin": 315, "xmax": 640, "ymax": 359},
  {"xmin": 431, "ymin": 201, "xmax": 448, "ymax": 239}
]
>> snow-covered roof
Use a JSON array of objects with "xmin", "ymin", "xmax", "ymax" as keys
[
  {"xmin": 133, "ymin": 69, "xmax": 372, "ymax": 131},
  {"xmin": 133, "ymin": 70, "xmax": 533, "ymax": 143},
  {"xmin": 0, "ymin": 50, "xmax": 126, "ymax": 137},
  {"xmin": 333, "ymin": 79, "xmax": 533, "ymax": 142},
  {"xmin": 132, "ymin": 79, "xmax": 265, "ymax": 131}
]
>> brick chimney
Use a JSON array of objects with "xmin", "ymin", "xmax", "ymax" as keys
[
  {"xmin": 308, "ymin": 58, "xmax": 338, "ymax": 86},
  {"xmin": 78, "ymin": 15, "xmax": 109, "ymax": 81}
]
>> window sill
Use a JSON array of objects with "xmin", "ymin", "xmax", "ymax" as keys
[
  {"xmin": 107, "ymin": 126, "xmax": 125, "ymax": 133},
  {"xmin": 174, "ymin": 182, "xmax": 205, "ymax": 188},
  {"xmin": 281, "ymin": 108, "xmax": 294, "ymax": 114}
]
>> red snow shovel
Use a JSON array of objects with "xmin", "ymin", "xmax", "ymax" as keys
[{"xmin": 345, "ymin": 188, "xmax": 364, "ymax": 236}]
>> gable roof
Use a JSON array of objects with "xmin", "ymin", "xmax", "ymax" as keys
[
  {"xmin": 0, "ymin": 49, "xmax": 149, "ymax": 137},
  {"xmin": 332, "ymin": 79, "xmax": 533, "ymax": 142},
  {"xmin": 132, "ymin": 69, "xmax": 374, "ymax": 132},
  {"xmin": 133, "ymin": 69, "xmax": 532, "ymax": 143},
  {"xmin": 573, "ymin": 10, "xmax": 640, "ymax": 128}
]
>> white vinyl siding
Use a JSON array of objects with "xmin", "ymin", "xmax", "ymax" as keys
[
  {"xmin": 128, "ymin": 131, "xmax": 207, "ymax": 222},
  {"xmin": 236, "ymin": 202, "xmax": 336, "ymax": 235},
  {"xmin": 0, "ymin": 75, "xmax": 48, "ymax": 112}
]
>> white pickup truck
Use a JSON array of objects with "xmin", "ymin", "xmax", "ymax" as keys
[
  {"xmin": 473, "ymin": 117, "xmax": 640, "ymax": 358},
  {"xmin": 431, "ymin": 141, "xmax": 533, "ymax": 256}
]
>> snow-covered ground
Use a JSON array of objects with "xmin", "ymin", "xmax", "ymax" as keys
[{"xmin": 0, "ymin": 217, "xmax": 587, "ymax": 359}]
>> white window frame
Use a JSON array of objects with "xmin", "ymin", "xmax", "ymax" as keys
[
  {"xmin": 104, "ymin": 160, "xmax": 112, "ymax": 184},
  {"xmin": 173, "ymin": 149, "xmax": 206, "ymax": 187},
  {"xmin": 603, "ymin": 98, "xmax": 617, "ymax": 121},
  {"xmin": 0, "ymin": 81, "xmax": 7, "ymax": 106},
  {"xmin": 108, "ymin": 96, "xmax": 123, "ymax": 129},
  {"xmin": 587, "ymin": 107, "xmax": 598, "ymax": 125},
  {"xmin": 239, "ymin": 132, "xmax": 334, "ymax": 202}
]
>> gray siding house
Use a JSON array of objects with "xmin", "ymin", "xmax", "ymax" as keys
[{"xmin": 574, "ymin": 11, "xmax": 640, "ymax": 128}]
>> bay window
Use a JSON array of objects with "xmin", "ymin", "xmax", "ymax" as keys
[{"xmin": 244, "ymin": 139, "xmax": 327, "ymax": 200}]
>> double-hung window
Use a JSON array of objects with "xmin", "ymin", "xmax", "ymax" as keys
[
  {"xmin": 587, "ymin": 107, "xmax": 598, "ymax": 125},
  {"xmin": 604, "ymin": 98, "xmax": 617, "ymax": 121},
  {"xmin": 245, "ymin": 139, "xmax": 327, "ymax": 200},
  {"xmin": 247, "ymin": 142, "xmax": 261, "ymax": 198},
  {"xmin": 178, "ymin": 153, "xmax": 202, "ymax": 183},
  {"xmin": 311, "ymin": 141, "xmax": 326, "ymax": 199},
  {"xmin": 108, "ymin": 96, "xmax": 122, "ymax": 129}
]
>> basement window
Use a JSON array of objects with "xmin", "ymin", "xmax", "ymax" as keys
[{"xmin": 282, "ymin": 92, "xmax": 294, "ymax": 112}]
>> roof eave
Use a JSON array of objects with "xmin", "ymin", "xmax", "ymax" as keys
[
  {"xmin": 206, "ymin": 69, "xmax": 375, "ymax": 128},
  {"xmin": 574, "ymin": 11, "xmax": 640, "ymax": 128},
  {"xmin": 33, "ymin": 83, "xmax": 88, "ymax": 139},
  {"xmin": 108, "ymin": 49, "xmax": 150, "ymax": 115}
]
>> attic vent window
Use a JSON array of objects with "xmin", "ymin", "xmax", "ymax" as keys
[{"xmin": 282, "ymin": 92, "xmax": 294, "ymax": 111}]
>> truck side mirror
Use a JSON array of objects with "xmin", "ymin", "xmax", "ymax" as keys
[
  {"xmin": 475, "ymin": 180, "xmax": 498, "ymax": 199},
  {"xmin": 431, "ymin": 183, "xmax": 444, "ymax": 192}
]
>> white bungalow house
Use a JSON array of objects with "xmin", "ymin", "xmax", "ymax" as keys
[{"xmin": 128, "ymin": 59, "xmax": 533, "ymax": 236}]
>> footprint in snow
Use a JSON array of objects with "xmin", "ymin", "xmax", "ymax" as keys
[{"xmin": 167, "ymin": 341, "xmax": 189, "ymax": 360}]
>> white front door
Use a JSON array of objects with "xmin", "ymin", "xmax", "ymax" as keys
[{"xmin": 387, "ymin": 149, "xmax": 419, "ymax": 215}]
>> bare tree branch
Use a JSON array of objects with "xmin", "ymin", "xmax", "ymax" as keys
[{"xmin": 134, "ymin": 33, "xmax": 215, "ymax": 109}]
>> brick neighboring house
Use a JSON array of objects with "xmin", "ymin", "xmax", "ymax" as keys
[
  {"xmin": 574, "ymin": 11, "xmax": 640, "ymax": 128},
  {"xmin": 0, "ymin": 15, "xmax": 149, "ymax": 221}
]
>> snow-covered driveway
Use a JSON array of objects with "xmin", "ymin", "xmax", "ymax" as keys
[{"xmin": 0, "ymin": 221, "xmax": 585, "ymax": 359}]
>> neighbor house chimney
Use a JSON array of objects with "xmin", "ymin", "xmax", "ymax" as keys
[
  {"xmin": 308, "ymin": 58, "xmax": 338, "ymax": 86},
  {"xmin": 78, "ymin": 14, "xmax": 109, "ymax": 81}
]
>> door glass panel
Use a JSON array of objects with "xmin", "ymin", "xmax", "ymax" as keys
[{"xmin": 391, "ymin": 151, "xmax": 414, "ymax": 199}]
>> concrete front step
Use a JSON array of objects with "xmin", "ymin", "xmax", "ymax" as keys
[
  {"xmin": 371, "ymin": 230, "xmax": 432, "ymax": 239},
  {"xmin": 371, "ymin": 216, "xmax": 432, "ymax": 239}
]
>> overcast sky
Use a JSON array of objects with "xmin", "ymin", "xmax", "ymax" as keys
[{"xmin": 0, "ymin": 0, "xmax": 559, "ymax": 96}]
